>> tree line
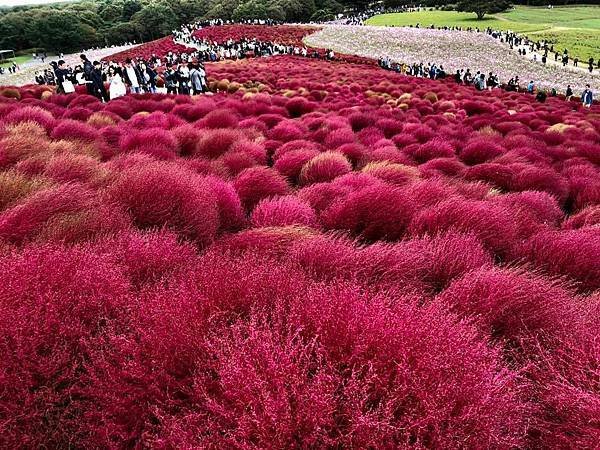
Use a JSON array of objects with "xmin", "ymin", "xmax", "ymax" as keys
[
  {"xmin": 0, "ymin": 0, "xmax": 598, "ymax": 53},
  {"xmin": 0, "ymin": 0, "xmax": 369, "ymax": 53}
]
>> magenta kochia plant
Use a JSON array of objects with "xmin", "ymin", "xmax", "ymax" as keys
[
  {"xmin": 233, "ymin": 166, "xmax": 290, "ymax": 211},
  {"xmin": 108, "ymin": 162, "xmax": 219, "ymax": 247},
  {"xmin": 0, "ymin": 54, "xmax": 599, "ymax": 448}
]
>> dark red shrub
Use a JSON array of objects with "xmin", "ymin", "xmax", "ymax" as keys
[
  {"xmin": 299, "ymin": 152, "xmax": 352, "ymax": 185},
  {"xmin": 520, "ymin": 229, "xmax": 600, "ymax": 292},
  {"xmin": 233, "ymin": 166, "xmax": 290, "ymax": 211},
  {"xmin": 109, "ymin": 162, "xmax": 219, "ymax": 246},
  {"xmin": 251, "ymin": 196, "xmax": 318, "ymax": 228}
]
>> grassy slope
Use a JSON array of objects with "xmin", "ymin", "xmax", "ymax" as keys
[{"xmin": 366, "ymin": 6, "xmax": 600, "ymax": 61}]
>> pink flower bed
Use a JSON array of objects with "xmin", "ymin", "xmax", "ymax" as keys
[{"xmin": 0, "ymin": 56, "xmax": 599, "ymax": 448}]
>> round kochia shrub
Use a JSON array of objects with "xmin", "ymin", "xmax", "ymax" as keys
[
  {"xmin": 233, "ymin": 166, "xmax": 290, "ymax": 211},
  {"xmin": 274, "ymin": 148, "xmax": 321, "ymax": 181},
  {"xmin": 251, "ymin": 196, "xmax": 318, "ymax": 228},
  {"xmin": 519, "ymin": 228, "xmax": 600, "ymax": 292},
  {"xmin": 437, "ymin": 267, "xmax": 575, "ymax": 342},
  {"xmin": 0, "ymin": 184, "xmax": 129, "ymax": 245},
  {"xmin": 109, "ymin": 162, "xmax": 219, "ymax": 246},
  {"xmin": 299, "ymin": 151, "xmax": 352, "ymax": 185},
  {"xmin": 321, "ymin": 183, "xmax": 416, "ymax": 242},
  {"xmin": 119, "ymin": 128, "xmax": 179, "ymax": 160},
  {"xmin": 409, "ymin": 197, "xmax": 519, "ymax": 259}
]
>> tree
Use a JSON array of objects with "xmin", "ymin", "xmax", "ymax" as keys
[
  {"xmin": 122, "ymin": 0, "xmax": 142, "ymax": 21},
  {"xmin": 456, "ymin": 0, "xmax": 511, "ymax": 20},
  {"xmin": 28, "ymin": 10, "xmax": 98, "ymax": 52},
  {"xmin": 232, "ymin": 0, "xmax": 285, "ymax": 22},
  {"xmin": 131, "ymin": 4, "xmax": 178, "ymax": 41}
]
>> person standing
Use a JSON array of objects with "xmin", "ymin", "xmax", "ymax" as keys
[
  {"xmin": 123, "ymin": 58, "xmax": 142, "ymax": 94},
  {"xmin": 178, "ymin": 63, "xmax": 190, "ymax": 95},
  {"xmin": 566, "ymin": 84, "xmax": 573, "ymax": 100},
  {"xmin": 146, "ymin": 63, "xmax": 158, "ymax": 93},
  {"xmin": 80, "ymin": 54, "xmax": 94, "ymax": 95},
  {"xmin": 108, "ymin": 67, "xmax": 126, "ymax": 100},
  {"xmin": 54, "ymin": 60, "xmax": 72, "ymax": 94},
  {"xmin": 582, "ymin": 85, "xmax": 593, "ymax": 108},
  {"xmin": 165, "ymin": 64, "xmax": 179, "ymax": 95},
  {"xmin": 527, "ymin": 80, "xmax": 535, "ymax": 93},
  {"xmin": 189, "ymin": 63, "xmax": 203, "ymax": 95},
  {"xmin": 91, "ymin": 61, "xmax": 109, "ymax": 102}
]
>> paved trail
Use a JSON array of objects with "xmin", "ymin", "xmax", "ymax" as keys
[{"xmin": 0, "ymin": 45, "xmax": 138, "ymax": 87}]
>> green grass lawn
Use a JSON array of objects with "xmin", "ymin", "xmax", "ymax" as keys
[
  {"xmin": 0, "ymin": 55, "xmax": 33, "ymax": 68},
  {"xmin": 366, "ymin": 5, "xmax": 600, "ymax": 61}
]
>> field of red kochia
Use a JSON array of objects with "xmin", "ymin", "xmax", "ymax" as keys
[{"xmin": 0, "ymin": 50, "xmax": 599, "ymax": 448}]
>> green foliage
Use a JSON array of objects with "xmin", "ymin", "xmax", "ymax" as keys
[
  {"xmin": 132, "ymin": 3, "xmax": 179, "ymax": 40},
  {"xmin": 232, "ymin": 0, "xmax": 285, "ymax": 22},
  {"xmin": 456, "ymin": 0, "xmax": 511, "ymax": 20}
]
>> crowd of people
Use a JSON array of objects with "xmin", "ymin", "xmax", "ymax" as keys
[
  {"xmin": 36, "ymin": 53, "xmax": 209, "ymax": 101},
  {"xmin": 29, "ymin": 17, "xmax": 595, "ymax": 108},
  {"xmin": 378, "ymin": 55, "xmax": 594, "ymax": 107},
  {"xmin": 402, "ymin": 22, "xmax": 599, "ymax": 75},
  {"xmin": 35, "ymin": 20, "xmax": 339, "ymax": 102}
]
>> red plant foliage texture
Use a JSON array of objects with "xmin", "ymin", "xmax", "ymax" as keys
[{"xmin": 1, "ymin": 34, "xmax": 600, "ymax": 449}]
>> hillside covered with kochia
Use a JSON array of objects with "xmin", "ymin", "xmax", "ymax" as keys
[{"xmin": 1, "ymin": 25, "xmax": 600, "ymax": 448}]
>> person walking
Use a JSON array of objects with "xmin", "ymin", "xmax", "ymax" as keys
[
  {"xmin": 582, "ymin": 85, "xmax": 593, "ymax": 108},
  {"xmin": 566, "ymin": 85, "xmax": 573, "ymax": 100}
]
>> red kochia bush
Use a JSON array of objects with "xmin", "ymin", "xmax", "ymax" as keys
[
  {"xmin": 563, "ymin": 205, "xmax": 600, "ymax": 229},
  {"xmin": 299, "ymin": 152, "xmax": 352, "ymax": 185},
  {"xmin": 109, "ymin": 162, "xmax": 219, "ymax": 246},
  {"xmin": 520, "ymin": 229, "xmax": 600, "ymax": 292},
  {"xmin": 233, "ymin": 166, "xmax": 290, "ymax": 211},
  {"xmin": 194, "ymin": 128, "xmax": 246, "ymax": 159},
  {"xmin": 4, "ymin": 106, "xmax": 55, "ymax": 132},
  {"xmin": 410, "ymin": 138, "xmax": 455, "ymax": 163},
  {"xmin": 492, "ymin": 191, "xmax": 563, "ymax": 238},
  {"xmin": 285, "ymin": 284, "xmax": 527, "ymax": 448},
  {"xmin": 321, "ymin": 183, "xmax": 416, "ymax": 242},
  {"xmin": 0, "ymin": 244, "xmax": 130, "ymax": 448},
  {"xmin": 96, "ymin": 230, "xmax": 197, "ymax": 289},
  {"xmin": 409, "ymin": 198, "xmax": 518, "ymax": 259},
  {"xmin": 120, "ymin": 128, "xmax": 179, "ymax": 160},
  {"xmin": 274, "ymin": 148, "xmax": 321, "ymax": 181},
  {"xmin": 0, "ymin": 184, "xmax": 128, "ymax": 245},
  {"xmin": 459, "ymin": 138, "xmax": 504, "ymax": 165},
  {"xmin": 525, "ymin": 295, "xmax": 600, "ymax": 449},
  {"xmin": 50, "ymin": 119, "xmax": 99, "ymax": 143},
  {"xmin": 204, "ymin": 176, "xmax": 246, "ymax": 232},
  {"xmin": 512, "ymin": 166, "xmax": 570, "ymax": 204},
  {"xmin": 251, "ymin": 196, "xmax": 318, "ymax": 228},
  {"xmin": 437, "ymin": 267, "xmax": 575, "ymax": 342}
]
